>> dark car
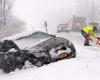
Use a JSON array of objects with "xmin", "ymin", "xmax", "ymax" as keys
[{"xmin": 0, "ymin": 31, "xmax": 76, "ymax": 73}]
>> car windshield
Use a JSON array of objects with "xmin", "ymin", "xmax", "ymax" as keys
[{"xmin": 14, "ymin": 31, "xmax": 51, "ymax": 49}]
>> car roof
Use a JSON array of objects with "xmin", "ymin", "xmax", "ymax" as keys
[{"xmin": 1, "ymin": 30, "xmax": 48, "ymax": 41}]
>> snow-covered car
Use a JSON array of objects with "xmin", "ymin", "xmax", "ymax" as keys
[
  {"xmin": 57, "ymin": 24, "xmax": 71, "ymax": 33},
  {"xmin": 0, "ymin": 31, "xmax": 76, "ymax": 73}
]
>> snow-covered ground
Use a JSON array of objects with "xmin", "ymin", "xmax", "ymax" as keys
[{"xmin": 0, "ymin": 32, "xmax": 100, "ymax": 80}]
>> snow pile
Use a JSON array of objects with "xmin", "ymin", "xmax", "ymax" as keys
[{"xmin": 0, "ymin": 32, "xmax": 100, "ymax": 80}]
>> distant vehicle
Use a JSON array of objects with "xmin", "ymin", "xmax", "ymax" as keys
[
  {"xmin": 0, "ymin": 31, "xmax": 76, "ymax": 73},
  {"xmin": 57, "ymin": 24, "xmax": 71, "ymax": 33}
]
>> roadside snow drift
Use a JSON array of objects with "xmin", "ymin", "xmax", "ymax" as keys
[{"xmin": 0, "ymin": 32, "xmax": 100, "ymax": 80}]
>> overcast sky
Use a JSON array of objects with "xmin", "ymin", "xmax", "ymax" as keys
[
  {"xmin": 12, "ymin": 0, "xmax": 100, "ymax": 32},
  {"xmin": 12, "ymin": 0, "xmax": 76, "ymax": 32}
]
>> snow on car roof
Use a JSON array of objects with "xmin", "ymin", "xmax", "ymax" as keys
[{"xmin": 1, "ymin": 30, "xmax": 48, "ymax": 41}]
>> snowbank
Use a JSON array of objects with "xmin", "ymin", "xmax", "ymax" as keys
[{"xmin": 0, "ymin": 32, "xmax": 100, "ymax": 80}]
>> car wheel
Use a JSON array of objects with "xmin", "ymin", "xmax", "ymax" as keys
[
  {"xmin": 3, "ymin": 65, "xmax": 16, "ymax": 73},
  {"xmin": 69, "ymin": 52, "xmax": 76, "ymax": 58},
  {"xmin": 17, "ymin": 63, "xmax": 25, "ymax": 70}
]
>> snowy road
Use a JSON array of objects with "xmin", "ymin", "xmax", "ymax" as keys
[{"xmin": 0, "ymin": 32, "xmax": 100, "ymax": 80}]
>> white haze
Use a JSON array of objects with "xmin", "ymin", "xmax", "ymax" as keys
[
  {"xmin": 12, "ymin": 0, "xmax": 100, "ymax": 33},
  {"xmin": 12, "ymin": 0, "xmax": 76, "ymax": 33}
]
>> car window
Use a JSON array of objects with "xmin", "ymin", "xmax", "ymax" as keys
[{"xmin": 14, "ymin": 32, "xmax": 51, "ymax": 49}]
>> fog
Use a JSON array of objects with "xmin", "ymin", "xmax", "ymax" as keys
[
  {"xmin": 12, "ymin": 0, "xmax": 100, "ymax": 33},
  {"xmin": 13, "ymin": 0, "xmax": 76, "ymax": 33}
]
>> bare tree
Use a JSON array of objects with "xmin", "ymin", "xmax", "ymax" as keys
[
  {"xmin": 0, "ymin": 0, "xmax": 13, "ymax": 27},
  {"xmin": 0, "ymin": 0, "xmax": 25, "ymax": 39}
]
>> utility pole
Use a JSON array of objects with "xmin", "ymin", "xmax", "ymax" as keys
[
  {"xmin": 91, "ymin": 0, "xmax": 94, "ymax": 23},
  {"xmin": 3, "ymin": 0, "xmax": 6, "ymax": 26},
  {"xmin": 44, "ymin": 21, "xmax": 48, "ymax": 33}
]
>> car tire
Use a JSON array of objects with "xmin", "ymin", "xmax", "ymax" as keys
[
  {"xmin": 70, "ymin": 52, "xmax": 76, "ymax": 58},
  {"xmin": 3, "ymin": 65, "xmax": 15, "ymax": 73}
]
